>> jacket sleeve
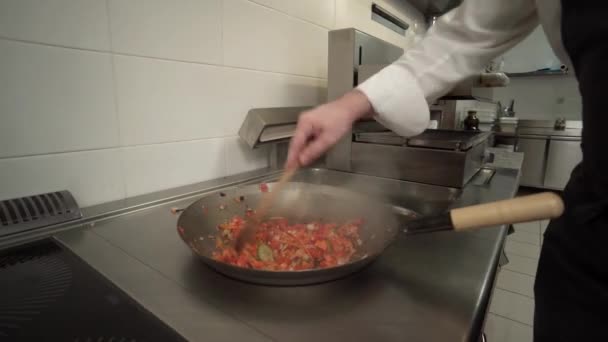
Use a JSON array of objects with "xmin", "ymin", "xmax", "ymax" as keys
[{"xmin": 357, "ymin": 0, "xmax": 539, "ymax": 137}]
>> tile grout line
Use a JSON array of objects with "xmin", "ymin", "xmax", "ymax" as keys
[
  {"xmin": 487, "ymin": 312, "xmax": 534, "ymax": 328},
  {"xmin": 513, "ymin": 230, "xmax": 541, "ymax": 236},
  {"xmin": 502, "ymin": 266, "xmax": 537, "ymax": 278},
  {"xmin": 504, "ymin": 250, "xmax": 539, "ymax": 260},
  {"xmin": 504, "ymin": 245, "xmax": 540, "ymax": 259},
  {"xmin": 219, "ymin": 0, "xmax": 225, "ymax": 66},
  {"xmin": 507, "ymin": 237, "xmax": 542, "ymax": 247},
  {"xmin": 506, "ymin": 249, "xmax": 541, "ymax": 260},
  {"xmin": 500, "ymin": 268, "xmax": 536, "ymax": 279},
  {"xmin": 245, "ymin": 0, "xmax": 333, "ymax": 30},
  {"xmin": 488, "ymin": 314, "xmax": 534, "ymax": 328},
  {"xmin": 508, "ymin": 240, "xmax": 540, "ymax": 247},
  {"xmin": 333, "ymin": 0, "xmax": 337, "ymax": 28},
  {"xmin": 0, "ymin": 34, "xmax": 108, "ymax": 53},
  {"xmin": 0, "ymin": 36, "xmax": 328, "ymax": 81},
  {"xmin": 104, "ymin": 0, "xmax": 128, "ymax": 201},
  {"xmin": 0, "ymin": 146, "xmax": 121, "ymax": 160},
  {"xmin": 222, "ymin": 137, "xmax": 229, "ymax": 179},
  {"xmin": 495, "ymin": 285, "xmax": 535, "ymax": 300},
  {"xmin": 513, "ymin": 231, "xmax": 541, "ymax": 235},
  {"xmin": 513, "ymin": 226, "xmax": 541, "ymax": 232},
  {"xmin": 512, "ymin": 228, "xmax": 541, "ymax": 235},
  {"xmin": 0, "ymin": 136, "xmax": 241, "ymax": 161},
  {"xmin": 507, "ymin": 237, "xmax": 541, "ymax": 247}
]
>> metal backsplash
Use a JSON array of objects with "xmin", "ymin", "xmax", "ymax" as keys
[{"xmin": 326, "ymin": 28, "xmax": 404, "ymax": 171}]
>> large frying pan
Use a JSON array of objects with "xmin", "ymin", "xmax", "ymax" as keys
[{"xmin": 177, "ymin": 181, "xmax": 562, "ymax": 286}]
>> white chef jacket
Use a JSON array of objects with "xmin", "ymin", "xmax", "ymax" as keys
[{"xmin": 358, "ymin": 0, "xmax": 569, "ymax": 137}]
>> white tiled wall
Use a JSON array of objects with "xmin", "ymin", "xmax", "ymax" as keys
[
  {"xmin": 0, "ymin": 150, "xmax": 126, "ymax": 206},
  {"xmin": 0, "ymin": 0, "xmax": 111, "ymax": 50},
  {"xmin": 121, "ymin": 139, "xmax": 226, "ymax": 197},
  {"xmin": 0, "ymin": 40, "xmax": 118, "ymax": 158},
  {"xmin": 113, "ymin": 55, "xmax": 227, "ymax": 146},
  {"xmin": 251, "ymin": 0, "xmax": 336, "ymax": 29},
  {"xmin": 223, "ymin": 0, "xmax": 329, "ymax": 78},
  {"xmin": 0, "ymin": 0, "xmax": 423, "ymax": 207},
  {"xmin": 108, "ymin": 0, "xmax": 223, "ymax": 64}
]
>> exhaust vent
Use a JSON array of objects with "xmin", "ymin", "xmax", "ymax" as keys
[
  {"xmin": 0, "ymin": 191, "xmax": 82, "ymax": 237},
  {"xmin": 371, "ymin": 3, "xmax": 409, "ymax": 36}
]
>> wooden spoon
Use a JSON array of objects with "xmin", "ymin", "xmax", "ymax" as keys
[{"xmin": 235, "ymin": 167, "xmax": 298, "ymax": 251}]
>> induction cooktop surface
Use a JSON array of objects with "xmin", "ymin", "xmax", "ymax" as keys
[{"xmin": 0, "ymin": 239, "xmax": 185, "ymax": 341}]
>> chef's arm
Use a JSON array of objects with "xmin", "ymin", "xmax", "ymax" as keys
[
  {"xmin": 286, "ymin": 0, "xmax": 540, "ymax": 168},
  {"xmin": 358, "ymin": 0, "xmax": 539, "ymax": 137}
]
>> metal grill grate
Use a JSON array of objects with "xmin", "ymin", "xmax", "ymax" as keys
[{"xmin": 0, "ymin": 191, "xmax": 82, "ymax": 237}]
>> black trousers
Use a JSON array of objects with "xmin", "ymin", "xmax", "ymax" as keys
[
  {"xmin": 534, "ymin": 166, "xmax": 608, "ymax": 341},
  {"xmin": 534, "ymin": 2, "xmax": 608, "ymax": 341}
]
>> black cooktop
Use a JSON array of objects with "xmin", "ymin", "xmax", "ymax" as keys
[{"xmin": 0, "ymin": 239, "xmax": 185, "ymax": 341}]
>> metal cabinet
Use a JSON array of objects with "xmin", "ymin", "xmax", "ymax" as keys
[
  {"xmin": 517, "ymin": 136, "xmax": 548, "ymax": 187},
  {"xmin": 544, "ymin": 138, "xmax": 582, "ymax": 190}
]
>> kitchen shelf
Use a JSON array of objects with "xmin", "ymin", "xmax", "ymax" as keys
[{"xmin": 505, "ymin": 70, "xmax": 568, "ymax": 77}]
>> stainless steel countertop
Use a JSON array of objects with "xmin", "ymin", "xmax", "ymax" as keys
[
  {"xmin": 486, "ymin": 148, "xmax": 524, "ymax": 170},
  {"xmin": 44, "ymin": 161, "xmax": 521, "ymax": 342},
  {"xmin": 518, "ymin": 127, "xmax": 582, "ymax": 138},
  {"xmin": 493, "ymin": 129, "xmax": 581, "ymax": 139}
]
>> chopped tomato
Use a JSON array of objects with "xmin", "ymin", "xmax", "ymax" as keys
[
  {"xmin": 212, "ymin": 215, "xmax": 362, "ymax": 271},
  {"xmin": 260, "ymin": 183, "xmax": 269, "ymax": 193},
  {"xmin": 314, "ymin": 240, "xmax": 328, "ymax": 251}
]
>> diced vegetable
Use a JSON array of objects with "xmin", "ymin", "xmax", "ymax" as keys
[
  {"xmin": 212, "ymin": 216, "xmax": 362, "ymax": 271},
  {"xmin": 257, "ymin": 243, "xmax": 274, "ymax": 262}
]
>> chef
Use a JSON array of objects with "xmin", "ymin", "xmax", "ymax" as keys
[{"xmin": 286, "ymin": 1, "xmax": 608, "ymax": 340}]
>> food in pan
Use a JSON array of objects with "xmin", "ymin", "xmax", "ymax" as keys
[{"xmin": 212, "ymin": 215, "xmax": 363, "ymax": 271}]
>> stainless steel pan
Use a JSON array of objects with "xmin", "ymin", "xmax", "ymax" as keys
[{"xmin": 177, "ymin": 181, "xmax": 563, "ymax": 285}]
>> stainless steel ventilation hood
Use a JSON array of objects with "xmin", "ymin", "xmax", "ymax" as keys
[{"xmin": 405, "ymin": 0, "xmax": 463, "ymax": 17}]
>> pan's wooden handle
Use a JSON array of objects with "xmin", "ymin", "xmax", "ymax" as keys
[{"xmin": 450, "ymin": 192, "xmax": 564, "ymax": 231}]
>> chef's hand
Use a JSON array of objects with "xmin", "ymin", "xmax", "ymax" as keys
[{"xmin": 286, "ymin": 90, "xmax": 372, "ymax": 169}]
